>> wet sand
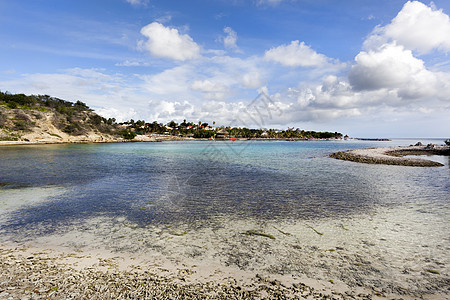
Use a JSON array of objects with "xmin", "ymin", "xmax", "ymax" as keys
[
  {"xmin": 1, "ymin": 209, "xmax": 448, "ymax": 299},
  {"xmin": 0, "ymin": 243, "xmax": 374, "ymax": 299}
]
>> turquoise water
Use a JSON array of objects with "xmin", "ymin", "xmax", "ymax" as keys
[
  {"xmin": 0, "ymin": 140, "xmax": 448, "ymax": 229},
  {"xmin": 0, "ymin": 139, "xmax": 449, "ymax": 294}
]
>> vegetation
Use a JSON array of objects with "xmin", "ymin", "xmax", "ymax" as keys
[
  {"xmin": 119, "ymin": 129, "xmax": 137, "ymax": 140},
  {"xmin": 1, "ymin": 91, "xmax": 344, "ymax": 141},
  {"xmin": 0, "ymin": 91, "xmax": 128, "ymax": 139},
  {"xmin": 243, "ymin": 230, "xmax": 276, "ymax": 240},
  {"xmin": 121, "ymin": 118, "xmax": 343, "ymax": 140}
]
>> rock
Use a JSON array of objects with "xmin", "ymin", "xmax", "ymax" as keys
[{"xmin": 415, "ymin": 142, "xmax": 423, "ymax": 146}]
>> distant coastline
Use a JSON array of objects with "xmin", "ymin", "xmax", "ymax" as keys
[
  {"xmin": 1, "ymin": 92, "xmax": 345, "ymax": 145},
  {"xmin": 354, "ymin": 138, "xmax": 391, "ymax": 141},
  {"xmin": 0, "ymin": 135, "xmax": 345, "ymax": 147}
]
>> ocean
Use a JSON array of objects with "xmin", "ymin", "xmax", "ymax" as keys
[{"xmin": 0, "ymin": 139, "xmax": 448, "ymax": 295}]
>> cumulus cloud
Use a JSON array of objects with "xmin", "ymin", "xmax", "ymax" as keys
[
  {"xmin": 364, "ymin": 1, "xmax": 450, "ymax": 54},
  {"xmin": 147, "ymin": 99, "xmax": 197, "ymax": 121},
  {"xmin": 349, "ymin": 1, "xmax": 450, "ymax": 104},
  {"xmin": 139, "ymin": 22, "xmax": 201, "ymax": 61},
  {"xmin": 349, "ymin": 43, "xmax": 438, "ymax": 98},
  {"xmin": 264, "ymin": 41, "xmax": 329, "ymax": 67}
]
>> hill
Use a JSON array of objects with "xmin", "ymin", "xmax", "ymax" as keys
[{"xmin": 0, "ymin": 92, "xmax": 129, "ymax": 144}]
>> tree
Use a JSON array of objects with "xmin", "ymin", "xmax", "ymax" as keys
[
  {"xmin": 120, "ymin": 129, "xmax": 136, "ymax": 140},
  {"xmin": 75, "ymin": 100, "xmax": 89, "ymax": 109}
]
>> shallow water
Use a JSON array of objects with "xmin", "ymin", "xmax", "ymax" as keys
[{"xmin": 0, "ymin": 139, "xmax": 449, "ymax": 295}]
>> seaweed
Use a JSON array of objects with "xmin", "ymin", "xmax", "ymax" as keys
[
  {"xmin": 273, "ymin": 226, "xmax": 291, "ymax": 236},
  {"xmin": 243, "ymin": 230, "xmax": 275, "ymax": 240},
  {"xmin": 169, "ymin": 230, "xmax": 187, "ymax": 236},
  {"xmin": 306, "ymin": 225, "xmax": 323, "ymax": 236}
]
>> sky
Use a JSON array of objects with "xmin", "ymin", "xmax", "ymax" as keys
[{"xmin": 1, "ymin": 0, "xmax": 449, "ymax": 138}]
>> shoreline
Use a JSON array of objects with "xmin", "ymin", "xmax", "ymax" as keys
[
  {"xmin": 1, "ymin": 210, "xmax": 448, "ymax": 300},
  {"xmin": 0, "ymin": 243, "xmax": 376, "ymax": 299},
  {"xmin": 0, "ymin": 135, "xmax": 345, "ymax": 146},
  {"xmin": 0, "ymin": 242, "xmax": 367, "ymax": 299},
  {"xmin": 330, "ymin": 145, "xmax": 450, "ymax": 167},
  {"xmin": 1, "ymin": 241, "xmax": 442, "ymax": 300}
]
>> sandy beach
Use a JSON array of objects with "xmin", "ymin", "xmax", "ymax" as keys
[
  {"xmin": 0, "ymin": 242, "xmax": 375, "ymax": 299},
  {"xmin": 1, "ymin": 211, "xmax": 448, "ymax": 299}
]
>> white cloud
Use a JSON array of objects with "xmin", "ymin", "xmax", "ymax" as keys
[
  {"xmin": 155, "ymin": 15, "xmax": 172, "ymax": 24},
  {"xmin": 147, "ymin": 99, "xmax": 197, "ymax": 121},
  {"xmin": 349, "ymin": 43, "xmax": 438, "ymax": 98},
  {"xmin": 141, "ymin": 65, "xmax": 193, "ymax": 95},
  {"xmin": 191, "ymin": 80, "xmax": 228, "ymax": 92},
  {"xmin": 125, "ymin": 0, "xmax": 149, "ymax": 6},
  {"xmin": 364, "ymin": 1, "xmax": 450, "ymax": 54},
  {"xmin": 191, "ymin": 79, "xmax": 230, "ymax": 100},
  {"xmin": 222, "ymin": 27, "xmax": 241, "ymax": 52},
  {"xmin": 96, "ymin": 107, "xmax": 138, "ymax": 123},
  {"xmin": 4, "ymin": 0, "xmax": 449, "ymax": 137},
  {"xmin": 242, "ymin": 72, "xmax": 264, "ymax": 89},
  {"xmin": 347, "ymin": 1, "xmax": 450, "ymax": 109},
  {"xmin": 0, "ymin": 68, "xmax": 152, "ymax": 122},
  {"xmin": 139, "ymin": 22, "xmax": 201, "ymax": 61},
  {"xmin": 115, "ymin": 60, "xmax": 149, "ymax": 67},
  {"xmin": 256, "ymin": 0, "xmax": 284, "ymax": 6},
  {"xmin": 264, "ymin": 41, "xmax": 329, "ymax": 67}
]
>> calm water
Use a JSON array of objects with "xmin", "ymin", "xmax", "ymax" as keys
[
  {"xmin": 0, "ymin": 139, "xmax": 449, "ymax": 294},
  {"xmin": 0, "ymin": 139, "xmax": 448, "ymax": 233}
]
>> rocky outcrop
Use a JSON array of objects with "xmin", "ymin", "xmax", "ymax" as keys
[
  {"xmin": 0, "ymin": 103, "xmax": 123, "ymax": 145},
  {"xmin": 330, "ymin": 145, "xmax": 449, "ymax": 167}
]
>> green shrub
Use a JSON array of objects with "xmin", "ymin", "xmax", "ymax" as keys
[
  {"xmin": 89, "ymin": 115, "xmax": 103, "ymax": 126},
  {"xmin": 0, "ymin": 135, "xmax": 19, "ymax": 141},
  {"xmin": 0, "ymin": 112, "xmax": 5, "ymax": 126},
  {"xmin": 63, "ymin": 123, "xmax": 83, "ymax": 134},
  {"xmin": 13, "ymin": 120, "xmax": 29, "ymax": 131},
  {"xmin": 6, "ymin": 102, "xmax": 17, "ymax": 109},
  {"xmin": 119, "ymin": 129, "xmax": 136, "ymax": 140}
]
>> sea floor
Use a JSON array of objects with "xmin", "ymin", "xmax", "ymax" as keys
[{"xmin": 1, "ymin": 202, "xmax": 448, "ymax": 299}]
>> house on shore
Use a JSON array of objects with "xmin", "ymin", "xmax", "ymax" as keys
[{"xmin": 215, "ymin": 129, "xmax": 229, "ymax": 140}]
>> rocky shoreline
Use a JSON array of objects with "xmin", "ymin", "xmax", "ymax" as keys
[
  {"xmin": 330, "ymin": 145, "xmax": 450, "ymax": 167},
  {"xmin": 0, "ymin": 134, "xmax": 204, "ymax": 146}
]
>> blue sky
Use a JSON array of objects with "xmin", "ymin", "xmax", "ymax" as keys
[{"xmin": 1, "ymin": 0, "xmax": 449, "ymax": 138}]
